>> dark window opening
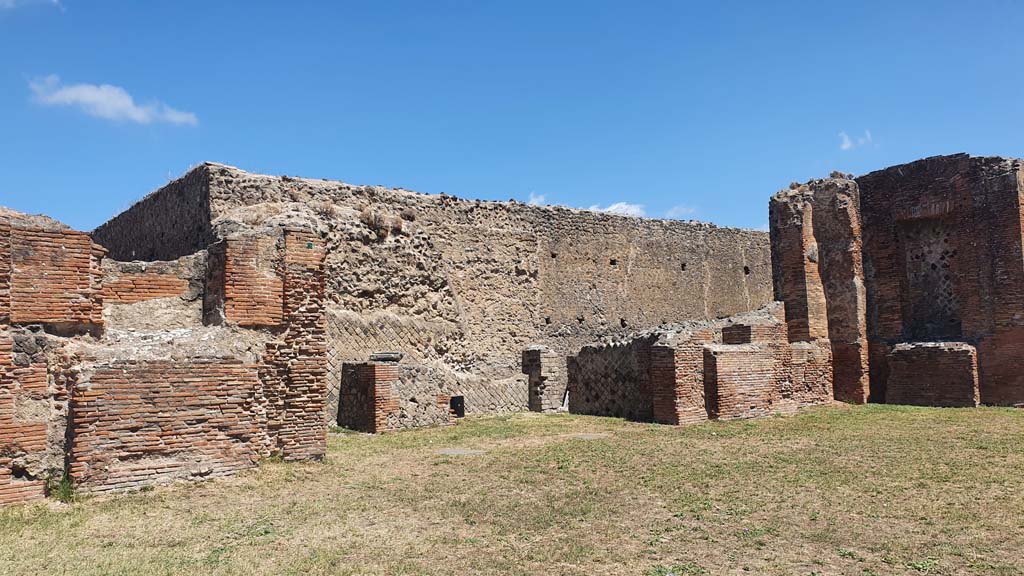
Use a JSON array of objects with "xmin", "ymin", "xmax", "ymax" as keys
[
  {"xmin": 544, "ymin": 316, "xmax": 551, "ymax": 325},
  {"xmin": 450, "ymin": 396, "xmax": 465, "ymax": 418},
  {"xmin": 681, "ymin": 262, "xmax": 687, "ymax": 271},
  {"xmin": 609, "ymin": 258, "xmax": 618, "ymax": 266},
  {"xmin": 743, "ymin": 266, "xmax": 750, "ymax": 275},
  {"xmin": 620, "ymin": 318, "xmax": 627, "ymax": 328}
]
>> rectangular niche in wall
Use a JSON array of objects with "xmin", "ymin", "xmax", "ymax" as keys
[
  {"xmin": 449, "ymin": 396, "xmax": 465, "ymax": 418},
  {"xmin": 897, "ymin": 216, "xmax": 961, "ymax": 340}
]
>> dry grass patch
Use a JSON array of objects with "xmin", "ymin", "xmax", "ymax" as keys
[{"xmin": 1, "ymin": 405, "xmax": 1023, "ymax": 575}]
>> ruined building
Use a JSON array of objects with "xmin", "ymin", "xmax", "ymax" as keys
[
  {"xmin": 2, "ymin": 152, "xmax": 1019, "ymax": 505},
  {"xmin": 771, "ymin": 153, "xmax": 1024, "ymax": 408}
]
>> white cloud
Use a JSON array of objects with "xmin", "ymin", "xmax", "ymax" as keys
[
  {"xmin": 839, "ymin": 129, "xmax": 873, "ymax": 151},
  {"xmin": 1, "ymin": 0, "xmax": 62, "ymax": 10},
  {"xmin": 838, "ymin": 131, "xmax": 853, "ymax": 151},
  {"xmin": 588, "ymin": 202, "xmax": 646, "ymax": 217},
  {"xmin": 665, "ymin": 204, "xmax": 696, "ymax": 219},
  {"xmin": 29, "ymin": 75, "xmax": 198, "ymax": 126},
  {"xmin": 527, "ymin": 191, "xmax": 546, "ymax": 206}
]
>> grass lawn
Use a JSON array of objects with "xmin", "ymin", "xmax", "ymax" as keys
[{"xmin": 1, "ymin": 404, "xmax": 1022, "ymax": 575}]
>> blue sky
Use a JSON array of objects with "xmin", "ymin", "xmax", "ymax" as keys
[{"xmin": 2, "ymin": 1, "xmax": 1023, "ymax": 232}]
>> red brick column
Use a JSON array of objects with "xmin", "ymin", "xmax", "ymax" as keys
[
  {"xmin": 769, "ymin": 198, "xmax": 829, "ymax": 343},
  {"xmin": 260, "ymin": 229, "xmax": 328, "ymax": 461}
]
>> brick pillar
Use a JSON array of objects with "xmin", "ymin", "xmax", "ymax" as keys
[
  {"xmin": 521, "ymin": 346, "xmax": 566, "ymax": 412},
  {"xmin": 260, "ymin": 229, "xmax": 328, "ymax": 460},
  {"xmin": 772, "ymin": 181, "xmax": 868, "ymax": 403},
  {"xmin": 0, "ymin": 220, "xmax": 10, "ymax": 326},
  {"xmin": 770, "ymin": 196, "xmax": 829, "ymax": 343},
  {"xmin": 369, "ymin": 362, "xmax": 399, "ymax": 433},
  {"xmin": 650, "ymin": 343, "xmax": 680, "ymax": 424}
]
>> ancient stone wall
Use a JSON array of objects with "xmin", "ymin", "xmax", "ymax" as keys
[
  {"xmin": 6, "ymin": 226, "xmax": 105, "ymax": 330},
  {"xmin": 1, "ymin": 215, "xmax": 106, "ymax": 504},
  {"xmin": 102, "ymin": 253, "xmax": 206, "ymax": 330},
  {"xmin": 770, "ymin": 178, "xmax": 869, "ymax": 403},
  {"xmin": 92, "ymin": 163, "xmax": 773, "ymax": 407},
  {"xmin": 93, "ymin": 165, "xmax": 215, "ymax": 261},
  {"xmin": 67, "ymin": 359, "xmax": 266, "ymax": 493},
  {"xmin": 0, "ymin": 332, "xmax": 48, "ymax": 504},
  {"xmin": 257, "ymin": 229, "xmax": 328, "ymax": 460},
  {"xmin": 567, "ymin": 336, "xmax": 657, "ymax": 422},
  {"xmin": 522, "ymin": 346, "xmax": 567, "ymax": 412},
  {"xmin": 0, "ymin": 205, "xmax": 332, "ymax": 504},
  {"xmin": 338, "ymin": 361, "xmax": 456, "ymax": 432},
  {"xmin": 339, "ymin": 357, "xmax": 524, "ymax": 433},
  {"xmin": 857, "ymin": 154, "xmax": 1024, "ymax": 405},
  {"xmin": 563, "ymin": 303, "xmax": 832, "ymax": 425},
  {"xmin": 885, "ymin": 342, "xmax": 979, "ymax": 408}
]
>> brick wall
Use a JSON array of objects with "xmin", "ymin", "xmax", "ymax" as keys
[
  {"xmin": 769, "ymin": 195, "xmax": 829, "ymax": 343},
  {"xmin": 338, "ymin": 361, "xmax": 456, "ymax": 432},
  {"xmin": 521, "ymin": 346, "xmax": 567, "ymax": 412},
  {"xmin": 570, "ymin": 310, "xmax": 832, "ymax": 426},
  {"xmin": 208, "ymin": 235, "xmax": 284, "ymax": 328},
  {"xmin": 1, "ymin": 218, "xmax": 99, "ymax": 504},
  {"xmin": 67, "ymin": 360, "xmax": 267, "ymax": 492},
  {"xmin": 259, "ymin": 229, "xmax": 327, "ymax": 460},
  {"xmin": 0, "ymin": 333, "xmax": 47, "ymax": 504},
  {"xmin": 5, "ymin": 226, "xmax": 104, "ymax": 328},
  {"xmin": 0, "ymin": 221, "xmax": 10, "ymax": 325},
  {"xmin": 886, "ymin": 343, "xmax": 979, "ymax": 408},
  {"xmin": 770, "ymin": 180, "xmax": 869, "ymax": 403},
  {"xmin": 785, "ymin": 339, "xmax": 834, "ymax": 409},
  {"xmin": 103, "ymin": 269, "xmax": 189, "ymax": 304},
  {"xmin": 858, "ymin": 154, "xmax": 1024, "ymax": 405},
  {"xmin": 703, "ymin": 344, "xmax": 779, "ymax": 420},
  {"xmin": 650, "ymin": 330, "xmax": 715, "ymax": 425}
]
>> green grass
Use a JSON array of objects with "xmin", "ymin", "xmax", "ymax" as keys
[{"xmin": 1, "ymin": 405, "xmax": 1022, "ymax": 575}]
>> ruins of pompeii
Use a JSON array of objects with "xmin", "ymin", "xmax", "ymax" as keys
[{"xmin": 1, "ymin": 152, "xmax": 1023, "ymax": 504}]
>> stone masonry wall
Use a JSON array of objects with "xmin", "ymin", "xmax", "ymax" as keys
[
  {"xmin": 338, "ymin": 358, "xmax": 524, "ymax": 432},
  {"xmin": 0, "ymin": 332, "xmax": 48, "ymax": 504},
  {"xmin": 1, "ymin": 216, "xmax": 106, "ymax": 504},
  {"xmin": 338, "ymin": 361, "xmax": 456, "ymax": 432},
  {"xmin": 522, "ymin": 346, "xmax": 567, "ymax": 412},
  {"xmin": 568, "ymin": 336, "xmax": 657, "ymax": 422},
  {"xmin": 101, "ymin": 253, "xmax": 207, "ymax": 331},
  {"xmin": 92, "ymin": 163, "xmax": 773, "ymax": 408},
  {"xmin": 565, "ymin": 303, "xmax": 832, "ymax": 425},
  {"xmin": 93, "ymin": 165, "xmax": 215, "ymax": 261}
]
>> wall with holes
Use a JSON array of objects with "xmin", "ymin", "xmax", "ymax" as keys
[
  {"xmin": 771, "ymin": 154, "xmax": 1024, "ymax": 407},
  {"xmin": 92, "ymin": 163, "xmax": 775, "ymax": 420},
  {"xmin": 858, "ymin": 154, "xmax": 1024, "ymax": 405}
]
